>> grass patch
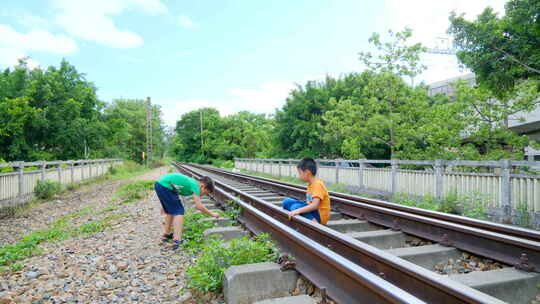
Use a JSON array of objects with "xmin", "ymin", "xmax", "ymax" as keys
[
  {"xmin": 114, "ymin": 180, "xmax": 155, "ymax": 203},
  {"xmin": 108, "ymin": 160, "xmax": 152, "ymax": 180},
  {"xmin": 0, "ymin": 208, "xmax": 123, "ymax": 272},
  {"xmin": 186, "ymin": 234, "xmax": 279, "ymax": 293}
]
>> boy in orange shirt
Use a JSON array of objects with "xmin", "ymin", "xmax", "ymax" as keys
[{"xmin": 282, "ymin": 157, "xmax": 331, "ymax": 225}]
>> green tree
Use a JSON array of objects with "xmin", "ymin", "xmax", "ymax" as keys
[
  {"xmin": 358, "ymin": 28, "xmax": 427, "ymax": 158},
  {"xmin": 449, "ymin": 0, "xmax": 540, "ymax": 97},
  {"xmin": 103, "ymin": 99, "xmax": 166, "ymax": 163}
]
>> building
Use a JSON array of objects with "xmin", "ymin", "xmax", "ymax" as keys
[{"xmin": 428, "ymin": 74, "xmax": 540, "ymax": 161}]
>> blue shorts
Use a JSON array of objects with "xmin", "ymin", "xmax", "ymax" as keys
[
  {"xmin": 282, "ymin": 198, "xmax": 321, "ymax": 223},
  {"xmin": 155, "ymin": 182, "xmax": 185, "ymax": 215}
]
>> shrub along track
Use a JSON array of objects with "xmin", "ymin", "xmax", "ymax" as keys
[{"xmin": 175, "ymin": 163, "xmax": 540, "ymax": 304}]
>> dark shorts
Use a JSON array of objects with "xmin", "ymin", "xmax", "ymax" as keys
[{"xmin": 155, "ymin": 182, "xmax": 185, "ymax": 215}]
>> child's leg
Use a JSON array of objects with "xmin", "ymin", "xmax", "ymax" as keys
[
  {"xmin": 172, "ymin": 215, "xmax": 185, "ymax": 241},
  {"xmin": 282, "ymin": 198, "xmax": 304, "ymax": 211},
  {"xmin": 163, "ymin": 214, "xmax": 173, "ymax": 235}
]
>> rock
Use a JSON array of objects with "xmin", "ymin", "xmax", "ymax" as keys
[
  {"xmin": 178, "ymin": 291, "xmax": 192, "ymax": 303},
  {"xmin": 24, "ymin": 272, "xmax": 39, "ymax": 279}
]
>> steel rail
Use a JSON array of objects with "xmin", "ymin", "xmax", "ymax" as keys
[
  {"xmin": 202, "ymin": 165, "xmax": 540, "ymax": 242},
  {"xmin": 191, "ymin": 164, "xmax": 540, "ymax": 272},
  {"xmin": 177, "ymin": 163, "xmax": 506, "ymax": 304},
  {"xmin": 173, "ymin": 163, "xmax": 426, "ymax": 304}
]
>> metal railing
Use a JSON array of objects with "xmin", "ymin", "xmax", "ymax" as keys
[{"xmin": 0, "ymin": 159, "xmax": 123, "ymax": 208}]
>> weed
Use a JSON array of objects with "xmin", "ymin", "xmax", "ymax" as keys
[
  {"xmin": 182, "ymin": 209, "xmax": 215, "ymax": 252},
  {"xmin": 114, "ymin": 180, "xmax": 155, "ymax": 203},
  {"xmin": 186, "ymin": 234, "xmax": 279, "ymax": 293},
  {"xmin": 516, "ymin": 201, "xmax": 531, "ymax": 228},
  {"xmin": 34, "ymin": 180, "xmax": 62, "ymax": 199},
  {"xmin": 0, "ymin": 211, "xmax": 122, "ymax": 271}
]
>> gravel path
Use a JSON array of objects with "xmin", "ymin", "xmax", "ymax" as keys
[{"xmin": 0, "ymin": 167, "xmax": 197, "ymax": 304}]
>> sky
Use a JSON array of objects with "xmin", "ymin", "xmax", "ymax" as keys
[{"xmin": 0, "ymin": 0, "xmax": 508, "ymax": 126}]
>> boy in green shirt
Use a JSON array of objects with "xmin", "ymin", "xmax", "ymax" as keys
[{"xmin": 155, "ymin": 173, "xmax": 219, "ymax": 249}]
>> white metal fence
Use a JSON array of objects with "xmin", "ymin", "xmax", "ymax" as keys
[
  {"xmin": 234, "ymin": 158, "xmax": 540, "ymax": 221},
  {"xmin": 0, "ymin": 159, "xmax": 123, "ymax": 208}
]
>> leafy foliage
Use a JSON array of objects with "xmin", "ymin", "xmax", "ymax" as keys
[
  {"xmin": 34, "ymin": 180, "xmax": 62, "ymax": 200},
  {"xmin": 0, "ymin": 59, "xmax": 166, "ymax": 163},
  {"xmin": 449, "ymin": 0, "xmax": 540, "ymax": 97},
  {"xmin": 186, "ymin": 234, "xmax": 279, "ymax": 293}
]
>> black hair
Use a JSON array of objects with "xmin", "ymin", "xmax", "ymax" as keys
[
  {"xmin": 297, "ymin": 157, "xmax": 317, "ymax": 175},
  {"xmin": 200, "ymin": 176, "xmax": 214, "ymax": 193}
]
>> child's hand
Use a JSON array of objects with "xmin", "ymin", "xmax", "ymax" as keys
[
  {"xmin": 160, "ymin": 208, "xmax": 165, "ymax": 215},
  {"xmin": 288, "ymin": 210, "xmax": 300, "ymax": 220}
]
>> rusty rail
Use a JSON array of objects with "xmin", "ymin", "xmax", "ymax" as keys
[
  {"xmin": 173, "ymin": 163, "xmax": 426, "ymax": 304},
  {"xmin": 193, "ymin": 164, "xmax": 540, "ymax": 272},
  {"xmin": 176, "ymin": 163, "xmax": 506, "ymax": 304},
  {"xmin": 204, "ymin": 165, "xmax": 540, "ymax": 242}
]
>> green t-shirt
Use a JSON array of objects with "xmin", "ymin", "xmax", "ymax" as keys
[{"xmin": 157, "ymin": 173, "xmax": 201, "ymax": 196}]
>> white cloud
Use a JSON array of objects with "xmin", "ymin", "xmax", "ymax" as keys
[
  {"xmin": 178, "ymin": 15, "xmax": 197, "ymax": 29},
  {"xmin": 51, "ymin": 0, "xmax": 167, "ymax": 48},
  {"xmin": 228, "ymin": 81, "xmax": 295, "ymax": 113},
  {"xmin": 383, "ymin": 0, "xmax": 508, "ymax": 84},
  {"xmin": 160, "ymin": 81, "xmax": 296, "ymax": 126},
  {"xmin": 0, "ymin": 24, "xmax": 77, "ymax": 67}
]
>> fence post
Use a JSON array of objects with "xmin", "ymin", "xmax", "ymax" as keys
[
  {"xmin": 17, "ymin": 162, "xmax": 25, "ymax": 200},
  {"xmin": 57, "ymin": 162, "xmax": 62, "ymax": 184},
  {"xmin": 358, "ymin": 159, "xmax": 365, "ymax": 189},
  {"xmin": 335, "ymin": 160, "xmax": 340, "ymax": 184},
  {"xmin": 500, "ymin": 159, "xmax": 512, "ymax": 223},
  {"xmin": 81, "ymin": 161, "xmax": 85, "ymax": 180},
  {"xmin": 435, "ymin": 159, "xmax": 444, "ymax": 200},
  {"xmin": 89, "ymin": 161, "xmax": 93, "ymax": 179},
  {"xmin": 278, "ymin": 160, "xmax": 282, "ymax": 178},
  {"xmin": 40, "ymin": 161, "xmax": 46, "ymax": 181},
  {"xmin": 70, "ymin": 161, "xmax": 74, "ymax": 184},
  {"xmin": 288, "ymin": 159, "xmax": 292, "ymax": 177},
  {"xmin": 391, "ymin": 159, "xmax": 398, "ymax": 197}
]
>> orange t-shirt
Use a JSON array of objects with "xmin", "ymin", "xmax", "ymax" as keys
[{"xmin": 306, "ymin": 178, "xmax": 331, "ymax": 225}]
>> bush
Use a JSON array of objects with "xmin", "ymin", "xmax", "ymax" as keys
[
  {"xmin": 211, "ymin": 159, "xmax": 235, "ymax": 169},
  {"xmin": 186, "ymin": 234, "xmax": 279, "ymax": 293},
  {"xmin": 34, "ymin": 180, "xmax": 62, "ymax": 200}
]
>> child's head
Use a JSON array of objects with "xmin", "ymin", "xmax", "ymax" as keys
[
  {"xmin": 296, "ymin": 157, "xmax": 317, "ymax": 182},
  {"xmin": 199, "ymin": 176, "xmax": 214, "ymax": 196}
]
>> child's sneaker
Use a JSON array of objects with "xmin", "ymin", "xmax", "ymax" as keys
[
  {"xmin": 171, "ymin": 239, "xmax": 186, "ymax": 250},
  {"xmin": 161, "ymin": 233, "xmax": 173, "ymax": 243}
]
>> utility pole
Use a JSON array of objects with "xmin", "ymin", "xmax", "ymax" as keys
[
  {"xmin": 146, "ymin": 97, "xmax": 153, "ymax": 165},
  {"xmin": 200, "ymin": 110, "xmax": 204, "ymax": 159}
]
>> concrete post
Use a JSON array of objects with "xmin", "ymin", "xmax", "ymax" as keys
[
  {"xmin": 89, "ymin": 161, "xmax": 92, "ymax": 179},
  {"xmin": 70, "ymin": 161, "xmax": 74, "ymax": 183},
  {"xmin": 358, "ymin": 159, "xmax": 365, "ymax": 189},
  {"xmin": 288, "ymin": 159, "xmax": 292, "ymax": 177},
  {"xmin": 40, "ymin": 161, "xmax": 46, "ymax": 181},
  {"xmin": 57, "ymin": 163, "xmax": 62, "ymax": 184},
  {"xmin": 435, "ymin": 159, "xmax": 445, "ymax": 200},
  {"xmin": 278, "ymin": 160, "xmax": 282, "ymax": 178},
  {"xmin": 500, "ymin": 159, "xmax": 512, "ymax": 223},
  {"xmin": 17, "ymin": 162, "xmax": 24, "ymax": 198},
  {"xmin": 81, "ymin": 161, "xmax": 85, "ymax": 180},
  {"xmin": 335, "ymin": 160, "xmax": 340, "ymax": 184},
  {"xmin": 391, "ymin": 159, "xmax": 398, "ymax": 196}
]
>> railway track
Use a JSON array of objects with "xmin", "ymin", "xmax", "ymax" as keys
[{"xmin": 174, "ymin": 163, "xmax": 540, "ymax": 304}]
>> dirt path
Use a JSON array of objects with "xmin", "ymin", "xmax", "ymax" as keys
[{"xmin": 0, "ymin": 167, "xmax": 199, "ymax": 303}]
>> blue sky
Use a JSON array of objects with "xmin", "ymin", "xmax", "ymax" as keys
[{"xmin": 0, "ymin": 0, "xmax": 507, "ymax": 126}]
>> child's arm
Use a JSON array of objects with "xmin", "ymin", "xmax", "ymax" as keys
[
  {"xmin": 288, "ymin": 198, "xmax": 320, "ymax": 220},
  {"xmin": 192, "ymin": 194, "xmax": 220, "ymax": 218}
]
